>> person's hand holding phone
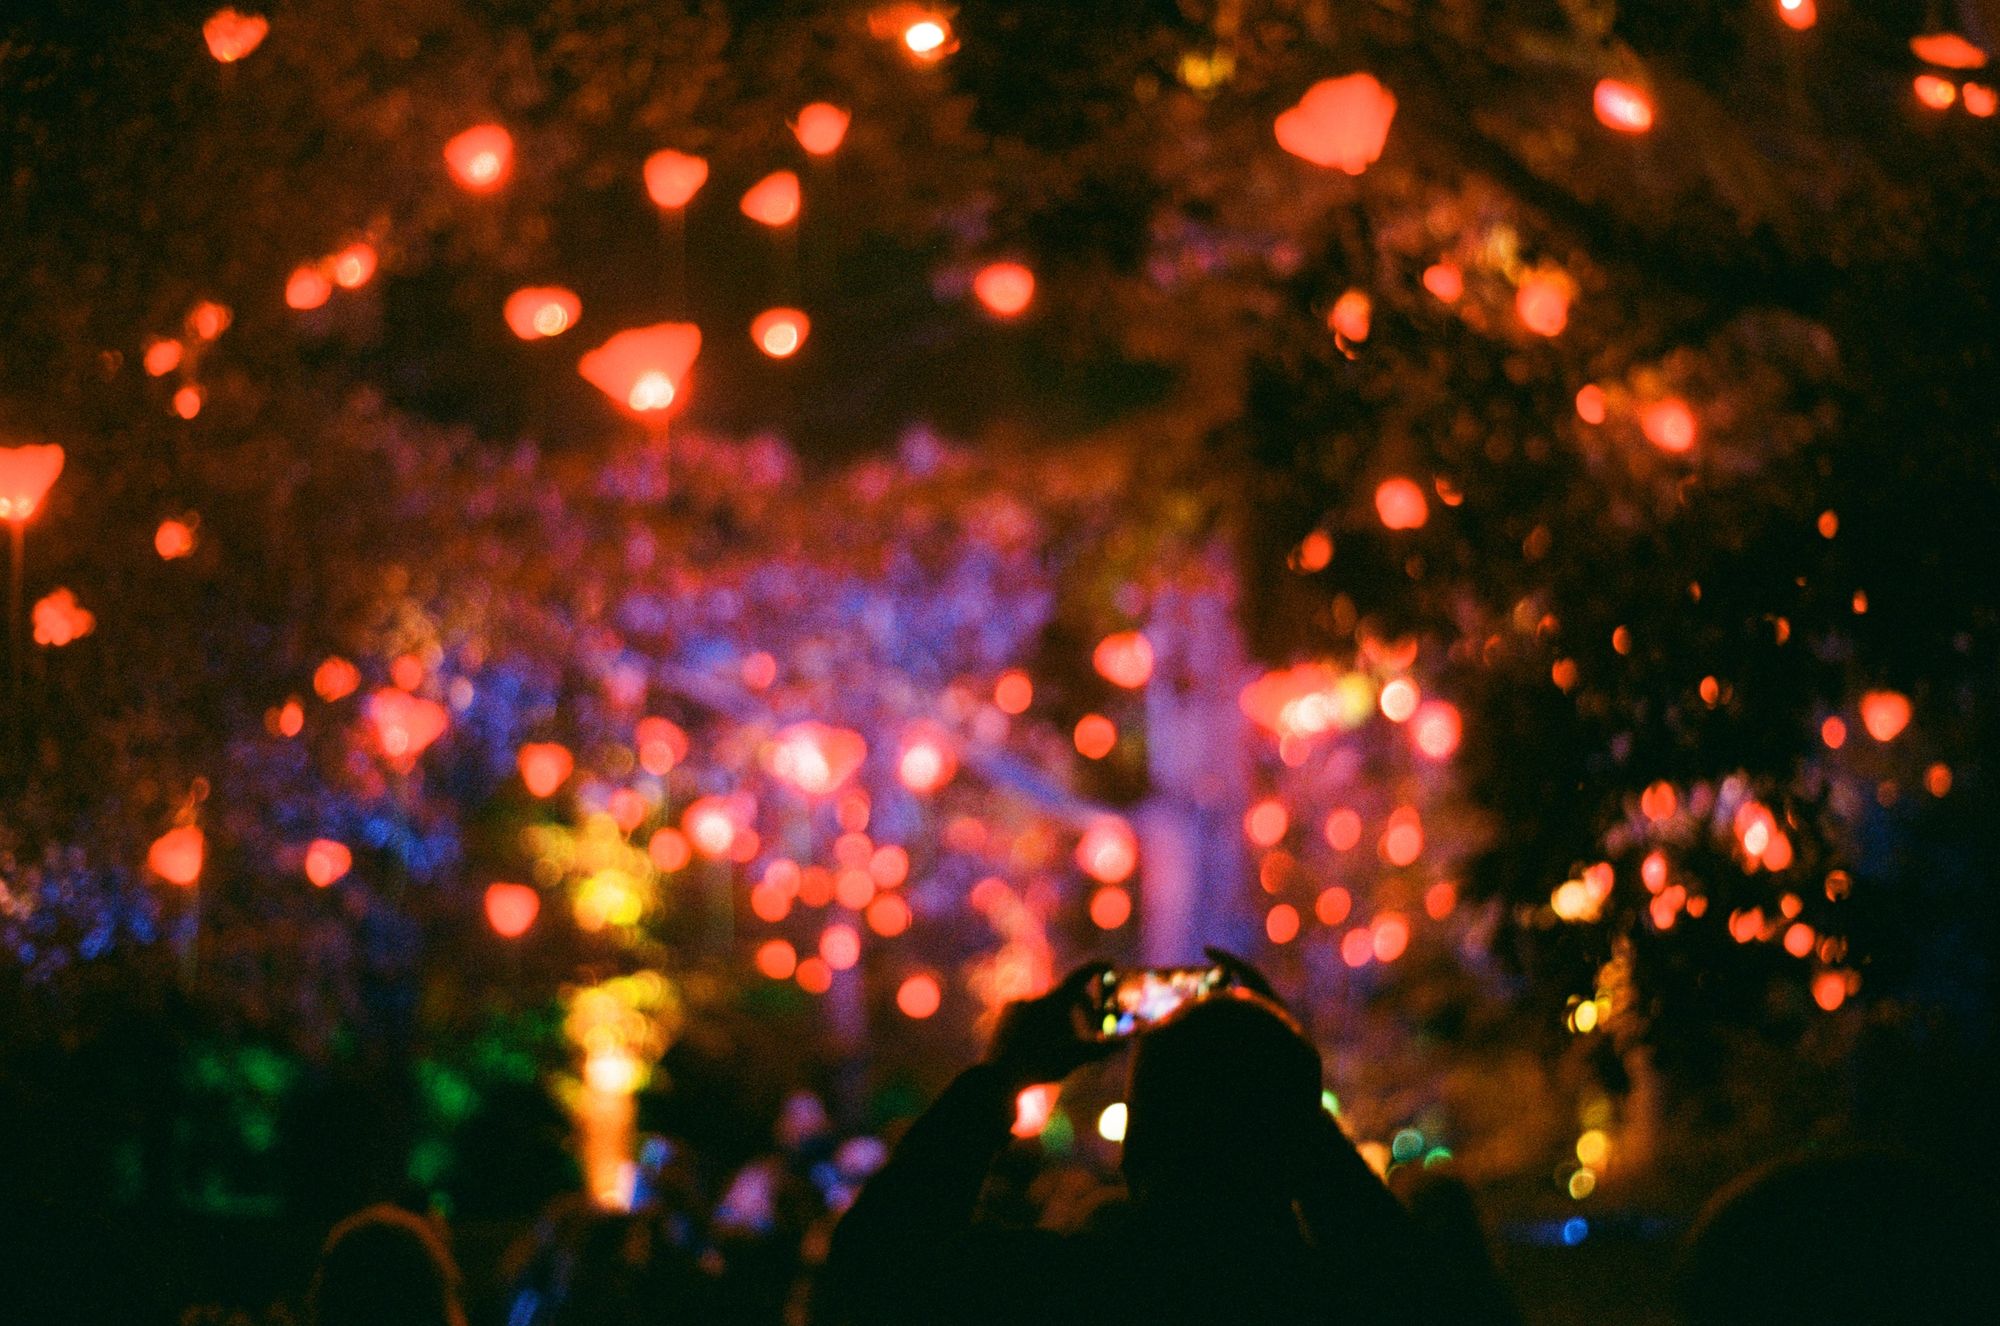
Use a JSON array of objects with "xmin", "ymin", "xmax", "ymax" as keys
[{"xmin": 986, "ymin": 962, "xmax": 1119, "ymax": 1089}]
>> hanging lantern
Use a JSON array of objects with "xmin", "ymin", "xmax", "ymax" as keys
[
  {"xmin": 366, "ymin": 687, "xmax": 448, "ymax": 769},
  {"xmin": 1640, "ymin": 397, "xmax": 1697, "ymax": 453},
  {"xmin": 148, "ymin": 826, "xmax": 205, "ymax": 886},
  {"xmin": 1092, "ymin": 631, "xmax": 1154, "ymax": 689},
  {"xmin": 644, "ymin": 149, "xmax": 709, "ymax": 209},
  {"xmin": 1274, "ymin": 73, "xmax": 1396, "ymax": 174},
  {"xmin": 505, "ymin": 287, "xmax": 582, "ymax": 340},
  {"xmin": 750, "ymin": 308, "xmax": 811, "ymax": 358},
  {"xmin": 767, "ymin": 721, "xmax": 868, "ymax": 796},
  {"xmin": 485, "ymin": 882, "xmax": 541, "ymax": 938},
  {"xmin": 1910, "ymin": 33, "xmax": 1989, "ymax": 70},
  {"xmin": 973, "ymin": 261, "xmax": 1035, "ymax": 317},
  {"xmin": 577, "ymin": 323, "xmax": 702, "ymax": 417},
  {"xmin": 1593, "ymin": 79, "xmax": 1655, "ymax": 133},
  {"xmin": 203, "ymin": 9, "xmax": 269, "ymax": 62},
  {"xmin": 444, "ymin": 124, "xmax": 513, "ymax": 193},
  {"xmin": 517, "ymin": 742, "xmax": 575, "ymax": 798},
  {"xmin": 0, "ymin": 444, "xmax": 65, "ymax": 522},
  {"xmin": 32, "ymin": 588, "xmax": 95, "ymax": 646},
  {"xmin": 304, "ymin": 839, "xmax": 353, "ymax": 887},
  {"xmin": 740, "ymin": 171, "xmax": 802, "ymax": 227},
  {"xmin": 792, "ymin": 103, "xmax": 851, "ymax": 156},
  {"xmin": 1374, "ymin": 477, "xmax": 1428, "ymax": 530}
]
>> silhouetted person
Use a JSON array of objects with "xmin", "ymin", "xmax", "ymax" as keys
[
  {"xmin": 816, "ymin": 962, "xmax": 1505, "ymax": 1324},
  {"xmin": 1676, "ymin": 1148, "xmax": 1996, "ymax": 1325},
  {"xmin": 308, "ymin": 1203, "xmax": 467, "ymax": 1326}
]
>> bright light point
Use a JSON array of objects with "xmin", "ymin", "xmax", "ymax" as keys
[
  {"xmin": 1379, "ymin": 677, "xmax": 1420, "ymax": 722},
  {"xmin": 173, "ymin": 385, "xmax": 204, "ymax": 419},
  {"xmin": 1372, "ymin": 913, "xmax": 1409, "ymax": 962},
  {"xmin": 506, "ymin": 287, "xmax": 581, "ymax": 340},
  {"xmin": 643, "ymin": 149, "xmax": 708, "ymax": 208},
  {"xmin": 1076, "ymin": 818, "xmax": 1138, "ymax": 884},
  {"xmin": 1776, "ymin": 0, "xmax": 1816, "ymax": 32},
  {"xmin": 756, "ymin": 939, "xmax": 797, "ymax": 980},
  {"xmin": 1244, "ymin": 798, "xmax": 1289, "ymax": 847},
  {"xmin": 1097, "ymin": 1102, "xmax": 1128, "ymax": 1143},
  {"xmin": 752, "ymin": 308, "xmax": 810, "ymax": 358},
  {"xmin": 1593, "ymin": 78, "xmax": 1655, "ymax": 133},
  {"xmin": 1093, "ymin": 631, "xmax": 1154, "ymax": 689},
  {"xmin": 1380, "ymin": 806, "xmax": 1423, "ymax": 867},
  {"xmin": 330, "ymin": 242, "xmax": 376, "ymax": 289},
  {"xmin": 444, "ymin": 124, "xmax": 513, "ymax": 192},
  {"xmin": 628, "ymin": 371, "xmax": 676, "ymax": 411},
  {"xmin": 993, "ymin": 669, "xmax": 1033, "ymax": 714},
  {"xmin": 1411, "ymin": 699, "xmax": 1461, "ymax": 758},
  {"xmin": 905, "ymin": 20, "xmax": 947, "ymax": 54},
  {"xmin": 974, "ymin": 261, "xmax": 1036, "ymax": 317},
  {"xmin": 1273, "ymin": 73, "xmax": 1398, "ymax": 175},
  {"xmin": 1012, "ymin": 1084, "xmax": 1058, "ymax": 1138},
  {"xmin": 820, "ymin": 923, "xmax": 862, "ymax": 971}
]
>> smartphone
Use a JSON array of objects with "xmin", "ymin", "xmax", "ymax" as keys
[{"xmin": 1087, "ymin": 965, "xmax": 1229, "ymax": 1040}]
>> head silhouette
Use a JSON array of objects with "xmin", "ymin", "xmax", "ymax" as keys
[
  {"xmin": 308, "ymin": 1203, "xmax": 467, "ymax": 1326},
  {"xmin": 1120, "ymin": 993, "xmax": 1322, "ymax": 1207}
]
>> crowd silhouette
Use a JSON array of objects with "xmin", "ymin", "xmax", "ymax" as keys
[{"xmin": 5, "ymin": 954, "xmax": 1991, "ymax": 1325}]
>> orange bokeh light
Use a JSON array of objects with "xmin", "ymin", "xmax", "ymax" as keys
[
  {"xmin": 1316, "ymin": 886, "xmax": 1353, "ymax": 926},
  {"xmin": 1089, "ymin": 886, "xmax": 1132, "ymax": 929},
  {"xmin": 1093, "ymin": 631, "xmax": 1154, "ymax": 689},
  {"xmin": 994, "ymin": 669, "xmax": 1033, "ymax": 714},
  {"xmin": 1914, "ymin": 75, "xmax": 1958, "ymax": 110},
  {"xmin": 304, "ymin": 838, "xmax": 352, "ymax": 887},
  {"xmin": 793, "ymin": 102, "xmax": 851, "ymax": 156},
  {"xmin": 1965, "ymin": 84, "xmax": 1998, "ymax": 117},
  {"xmin": 149, "ymin": 826, "xmax": 206, "ymax": 886},
  {"xmin": 1410, "ymin": 700, "xmax": 1461, "ymax": 758},
  {"xmin": 444, "ymin": 124, "xmax": 513, "ymax": 192},
  {"xmin": 1775, "ymin": 0, "xmax": 1815, "ymax": 32},
  {"xmin": 1273, "ymin": 73, "xmax": 1397, "ymax": 175},
  {"xmin": 155, "ymin": 518, "xmax": 196, "ymax": 560},
  {"xmin": 1378, "ymin": 677, "xmax": 1420, "ymax": 722},
  {"xmin": 644, "ymin": 149, "xmax": 708, "ymax": 208},
  {"xmin": 866, "ymin": 893, "xmax": 913, "ymax": 937},
  {"xmin": 1910, "ymin": 33, "xmax": 1989, "ymax": 70},
  {"xmin": 0, "ymin": 444, "xmax": 66, "ymax": 522},
  {"xmin": 484, "ymin": 882, "xmax": 540, "ymax": 938},
  {"xmin": 285, "ymin": 264, "xmax": 332, "ymax": 311},
  {"xmin": 1859, "ymin": 690, "xmax": 1912, "ymax": 742},
  {"xmin": 1516, "ymin": 272, "xmax": 1571, "ymax": 336},
  {"xmin": 897, "ymin": 973, "xmax": 943, "ymax": 1019},
  {"xmin": 973, "ymin": 261, "xmax": 1036, "ymax": 318},
  {"xmin": 578, "ymin": 323, "xmax": 701, "ymax": 416},
  {"xmin": 1074, "ymin": 714, "xmax": 1117, "ymax": 759},
  {"xmin": 1421, "ymin": 262, "xmax": 1464, "ymax": 303},
  {"xmin": 750, "ymin": 307, "xmax": 811, "ymax": 359},
  {"xmin": 329, "ymin": 242, "xmax": 377, "ymax": 290},
  {"xmin": 1640, "ymin": 397, "xmax": 1697, "ymax": 453},
  {"xmin": 203, "ymin": 9, "xmax": 269, "ymax": 63},
  {"xmin": 1593, "ymin": 78, "xmax": 1655, "ymax": 133},
  {"xmin": 143, "ymin": 338, "xmax": 184, "ymax": 376},
  {"xmin": 1575, "ymin": 384, "xmax": 1607, "ymax": 424},
  {"xmin": 1244, "ymin": 799, "xmax": 1290, "ymax": 848},
  {"xmin": 756, "ymin": 939, "xmax": 798, "ymax": 980},
  {"xmin": 1380, "ymin": 806, "xmax": 1423, "ymax": 867},
  {"xmin": 1076, "ymin": 818, "xmax": 1138, "ymax": 884},
  {"xmin": 505, "ymin": 287, "xmax": 581, "ymax": 340},
  {"xmin": 517, "ymin": 742, "xmax": 574, "ymax": 798},
  {"xmin": 366, "ymin": 688, "xmax": 448, "ymax": 769},
  {"xmin": 1329, "ymin": 289, "xmax": 1371, "ymax": 343},
  {"xmin": 820, "ymin": 922, "xmax": 862, "ymax": 971},
  {"xmin": 1375, "ymin": 477, "xmax": 1428, "ymax": 530},
  {"xmin": 32, "ymin": 588, "xmax": 96, "ymax": 647},
  {"xmin": 1266, "ymin": 904, "xmax": 1301, "ymax": 944},
  {"xmin": 741, "ymin": 170, "xmax": 801, "ymax": 227}
]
